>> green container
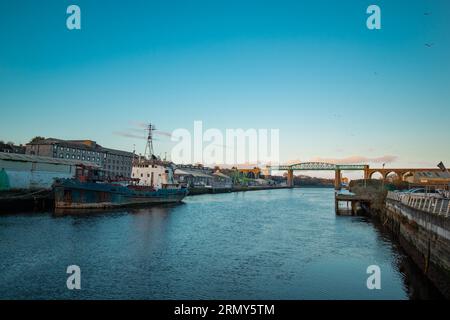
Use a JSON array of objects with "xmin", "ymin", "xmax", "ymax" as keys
[{"xmin": 0, "ymin": 169, "xmax": 10, "ymax": 191}]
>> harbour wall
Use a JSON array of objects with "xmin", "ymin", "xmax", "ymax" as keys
[{"xmin": 379, "ymin": 194, "xmax": 450, "ymax": 298}]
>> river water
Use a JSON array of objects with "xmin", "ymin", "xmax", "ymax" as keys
[{"xmin": 0, "ymin": 188, "xmax": 443, "ymax": 299}]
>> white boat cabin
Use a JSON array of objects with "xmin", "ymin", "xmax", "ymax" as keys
[{"xmin": 132, "ymin": 160, "xmax": 177, "ymax": 189}]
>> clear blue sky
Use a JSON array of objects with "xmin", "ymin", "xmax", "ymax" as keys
[{"xmin": 1, "ymin": 0, "xmax": 449, "ymax": 171}]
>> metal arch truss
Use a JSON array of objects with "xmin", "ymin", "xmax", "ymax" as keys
[{"xmin": 269, "ymin": 162, "xmax": 367, "ymax": 171}]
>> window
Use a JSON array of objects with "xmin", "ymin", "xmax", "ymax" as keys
[
  {"xmin": 59, "ymin": 154, "xmax": 63, "ymax": 158},
  {"xmin": 66, "ymin": 154, "xmax": 69, "ymax": 158}
]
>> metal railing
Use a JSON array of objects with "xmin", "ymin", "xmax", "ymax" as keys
[{"xmin": 386, "ymin": 191, "xmax": 450, "ymax": 218}]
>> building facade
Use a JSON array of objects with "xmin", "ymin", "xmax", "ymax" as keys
[
  {"xmin": 0, "ymin": 142, "xmax": 26, "ymax": 154},
  {"xmin": 404, "ymin": 170, "xmax": 450, "ymax": 185},
  {"xmin": 174, "ymin": 165, "xmax": 233, "ymax": 189},
  {"xmin": 26, "ymin": 138, "xmax": 134, "ymax": 178},
  {"xmin": 174, "ymin": 165, "xmax": 215, "ymax": 187}
]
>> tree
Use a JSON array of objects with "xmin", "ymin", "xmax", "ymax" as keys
[{"xmin": 29, "ymin": 136, "xmax": 46, "ymax": 144}]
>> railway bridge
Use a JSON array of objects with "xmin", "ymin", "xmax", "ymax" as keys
[{"xmin": 268, "ymin": 162, "xmax": 443, "ymax": 189}]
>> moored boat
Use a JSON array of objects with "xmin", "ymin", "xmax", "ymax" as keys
[
  {"xmin": 53, "ymin": 123, "xmax": 188, "ymax": 209},
  {"xmin": 54, "ymin": 180, "xmax": 187, "ymax": 209}
]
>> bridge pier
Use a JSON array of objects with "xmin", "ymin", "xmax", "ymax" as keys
[
  {"xmin": 287, "ymin": 169, "xmax": 294, "ymax": 188},
  {"xmin": 334, "ymin": 169, "xmax": 341, "ymax": 190},
  {"xmin": 364, "ymin": 165, "xmax": 370, "ymax": 180}
]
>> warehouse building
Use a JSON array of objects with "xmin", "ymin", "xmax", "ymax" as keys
[
  {"xmin": 0, "ymin": 152, "xmax": 98, "ymax": 191},
  {"xmin": 25, "ymin": 138, "xmax": 134, "ymax": 178}
]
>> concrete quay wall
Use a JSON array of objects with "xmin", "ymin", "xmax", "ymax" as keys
[{"xmin": 382, "ymin": 199, "xmax": 450, "ymax": 298}]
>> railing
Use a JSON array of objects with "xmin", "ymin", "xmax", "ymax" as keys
[{"xmin": 386, "ymin": 191, "xmax": 450, "ymax": 218}]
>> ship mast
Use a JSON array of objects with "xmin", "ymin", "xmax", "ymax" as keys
[{"xmin": 143, "ymin": 123, "xmax": 156, "ymax": 160}]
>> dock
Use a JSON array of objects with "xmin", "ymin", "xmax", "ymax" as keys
[{"xmin": 335, "ymin": 191, "xmax": 372, "ymax": 216}]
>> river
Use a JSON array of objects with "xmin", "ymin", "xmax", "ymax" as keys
[{"xmin": 0, "ymin": 188, "xmax": 443, "ymax": 299}]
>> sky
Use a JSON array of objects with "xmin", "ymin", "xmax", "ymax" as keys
[{"xmin": 1, "ymin": 0, "xmax": 449, "ymax": 176}]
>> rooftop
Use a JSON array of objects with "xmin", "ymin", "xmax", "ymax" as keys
[
  {"xmin": 27, "ymin": 138, "xmax": 133, "ymax": 156},
  {"xmin": 213, "ymin": 171, "xmax": 232, "ymax": 179},
  {"xmin": 414, "ymin": 171, "xmax": 450, "ymax": 179},
  {"xmin": 174, "ymin": 168, "xmax": 214, "ymax": 178}
]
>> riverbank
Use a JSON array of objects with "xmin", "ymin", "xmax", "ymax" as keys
[
  {"xmin": 348, "ymin": 180, "xmax": 450, "ymax": 298},
  {"xmin": 187, "ymin": 185, "xmax": 291, "ymax": 196},
  {"xmin": 0, "ymin": 189, "xmax": 54, "ymax": 212},
  {"xmin": 381, "ymin": 194, "xmax": 450, "ymax": 298},
  {"xmin": 0, "ymin": 185, "xmax": 292, "ymax": 212}
]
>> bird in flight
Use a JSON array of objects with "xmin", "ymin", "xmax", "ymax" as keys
[
  {"xmin": 425, "ymin": 43, "xmax": 434, "ymax": 48},
  {"xmin": 424, "ymin": 12, "xmax": 432, "ymax": 16}
]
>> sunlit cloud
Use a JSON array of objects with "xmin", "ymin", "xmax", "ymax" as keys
[{"xmin": 309, "ymin": 155, "xmax": 398, "ymax": 164}]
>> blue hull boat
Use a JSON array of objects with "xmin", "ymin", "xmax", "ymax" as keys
[{"xmin": 54, "ymin": 179, "xmax": 188, "ymax": 209}]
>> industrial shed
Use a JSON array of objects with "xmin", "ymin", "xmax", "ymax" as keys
[{"xmin": 0, "ymin": 152, "xmax": 96, "ymax": 191}]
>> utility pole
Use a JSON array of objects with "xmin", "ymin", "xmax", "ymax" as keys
[{"xmin": 143, "ymin": 123, "xmax": 156, "ymax": 160}]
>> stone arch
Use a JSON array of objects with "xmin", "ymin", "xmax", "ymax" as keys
[
  {"xmin": 385, "ymin": 171, "xmax": 400, "ymax": 181},
  {"xmin": 246, "ymin": 171, "xmax": 256, "ymax": 179},
  {"xmin": 369, "ymin": 171, "xmax": 384, "ymax": 179},
  {"xmin": 402, "ymin": 171, "xmax": 414, "ymax": 182}
]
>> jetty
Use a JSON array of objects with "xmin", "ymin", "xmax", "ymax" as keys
[{"xmin": 335, "ymin": 191, "xmax": 372, "ymax": 216}]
